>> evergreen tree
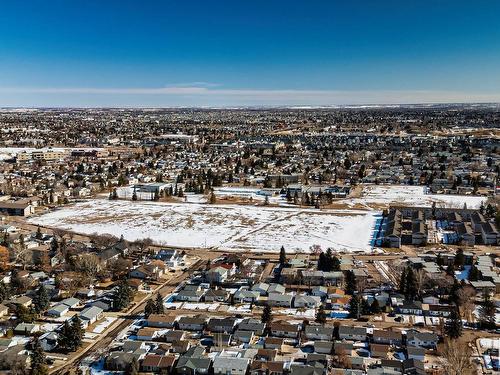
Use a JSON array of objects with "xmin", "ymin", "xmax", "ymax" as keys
[
  {"xmin": 58, "ymin": 320, "xmax": 72, "ymax": 351},
  {"xmin": 113, "ymin": 280, "xmax": 133, "ymax": 311},
  {"xmin": 315, "ymin": 304, "xmax": 327, "ymax": 325},
  {"xmin": 445, "ymin": 264, "xmax": 455, "ymax": 276},
  {"xmin": 445, "ymin": 304, "xmax": 462, "ymax": 339},
  {"xmin": 261, "ymin": 304, "xmax": 272, "ymax": 324},
  {"xmin": 33, "ymin": 284, "xmax": 50, "ymax": 313},
  {"xmin": 478, "ymin": 293, "xmax": 496, "ymax": 329},
  {"xmin": 405, "ymin": 267, "xmax": 418, "ymax": 301},
  {"xmin": 468, "ymin": 264, "xmax": 481, "ymax": 281},
  {"xmin": 436, "ymin": 254, "xmax": 444, "ymax": 267},
  {"xmin": 155, "ymin": 293, "xmax": 164, "ymax": 314},
  {"xmin": 449, "ymin": 280, "xmax": 462, "ymax": 305},
  {"xmin": 58, "ymin": 316, "xmax": 84, "ymax": 352},
  {"xmin": 370, "ymin": 299, "xmax": 381, "ymax": 314},
  {"xmin": 345, "ymin": 270, "xmax": 357, "ymax": 295},
  {"xmin": 399, "ymin": 268, "xmax": 407, "ymax": 295},
  {"xmin": 71, "ymin": 316, "xmax": 84, "ymax": 350},
  {"xmin": 348, "ymin": 295, "xmax": 361, "ymax": 319},
  {"xmin": 317, "ymin": 252, "xmax": 327, "ymax": 272},
  {"xmin": 361, "ymin": 298, "xmax": 371, "ymax": 315},
  {"xmin": 30, "ymin": 339, "xmax": 48, "ymax": 375},
  {"xmin": 454, "ymin": 249, "xmax": 465, "ymax": 268},
  {"xmin": 35, "ymin": 227, "xmax": 43, "ymax": 240},
  {"xmin": 331, "ymin": 254, "xmax": 341, "ymax": 271},
  {"xmin": 50, "ymin": 238, "xmax": 59, "ymax": 253},
  {"xmin": 279, "ymin": 246, "xmax": 286, "ymax": 267},
  {"xmin": 144, "ymin": 299, "xmax": 156, "ymax": 318}
]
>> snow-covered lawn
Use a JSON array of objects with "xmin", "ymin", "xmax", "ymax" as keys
[
  {"xmin": 29, "ymin": 199, "xmax": 378, "ymax": 253},
  {"xmin": 278, "ymin": 309, "xmax": 316, "ymax": 319},
  {"xmin": 347, "ymin": 185, "xmax": 487, "ymax": 209}
]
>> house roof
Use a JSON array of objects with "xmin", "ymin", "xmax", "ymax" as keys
[
  {"xmin": 213, "ymin": 356, "xmax": 250, "ymax": 371},
  {"xmin": 79, "ymin": 305, "xmax": 103, "ymax": 321}
]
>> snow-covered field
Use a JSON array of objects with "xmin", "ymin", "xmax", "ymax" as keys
[
  {"xmin": 347, "ymin": 185, "xmax": 487, "ymax": 209},
  {"xmin": 28, "ymin": 185, "xmax": 488, "ymax": 254},
  {"xmin": 29, "ymin": 199, "xmax": 377, "ymax": 253}
]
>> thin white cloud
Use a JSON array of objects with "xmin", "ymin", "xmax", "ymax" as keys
[{"xmin": 0, "ymin": 86, "xmax": 499, "ymax": 105}]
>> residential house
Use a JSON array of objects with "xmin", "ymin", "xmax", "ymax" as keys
[
  {"xmin": 314, "ymin": 341, "xmax": 333, "ymax": 354},
  {"xmin": 370, "ymin": 344, "xmax": 389, "ymax": 359},
  {"xmin": 267, "ymin": 293, "xmax": 293, "ymax": 308},
  {"xmin": 141, "ymin": 354, "xmax": 176, "ymax": 373},
  {"xmin": 338, "ymin": 326, "xmax": 367, "ymax": 342},
  {"xmin": 14, "ymin": 323, "xmax": 39, "ymax": 335},
  {"xmin": 147, "ymin": 314, "xmax": 177, "ymax": 328},
  {"xmin": 233, "ymin": 288, "xmax": 260, "ymax": 304},
  {"xmin": 305, "ymin": 325, "xmax": 334, "ymax": 341},
  {"xmin": 238, "ymin": 318, "xmax": 266, "ymax": 335},
  {"xmin": 252, "ymin": 283, "xmax": 270, "ymax": 296},
  {"xmin": 177, "ymin": 315, "xmax": 207, "ymax": 331},
  {"xmin": 203, "ymin": 288, "xmax": 229, "ymax": 302},
  {"xmin": 136, "ymin": 327, "xmax": 159, "ymax": 341},
  {"xmin": 294, "ymin": 295, "xmax": 321, "ymax": 309},
  {"xmin": 372, "ymin": 330, "xmax": 403, "ymax": 346},
  {"xmin": 205, "ymin": 266, "xmax": 230, "ymax": 284},
  {"xmin": 270, "ymin": 321, "xmax": 300, "ymax": 339},
  {"xmin": 213, "ymin": 356, "xmax": 250, "ymax": 375},
  {"xmin": 406, "ymin": 331, "xmax": 438, "ymax": 349},
  {"xmin": 46, "ymin": 304, "xmax": 69, "ymax": 317},
  {"xmin": 176, "ymin": 346, "xmax": 212, "ymax": 375},
  {"xmin": 79, "ymin": 305, "xmax": 104, "ymax": 328},
  {"xmin": 249, "ymin": 361, "xmax": 285, "ymax": 375},
  {"xmin": 233, "ymin": 330, "xmax": 254, "ymax": 344},
  {"xmin": 407, "ymin": 347, "xmax": 425, "ymax": 362},
  {"xmin": 207, "ymin": 317, "xmax": 237, "ymax": 333}
]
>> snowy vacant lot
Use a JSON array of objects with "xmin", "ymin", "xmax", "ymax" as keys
[
  {"xmin": 29, "ymin": 185, "xmax": 487, "ymax": 253},
  {"xmin": 346, "ymin": 185, "xmax": 487, "ymax": 209},
  {"xmin": 29, "ymin": 200, "xmax": 377, "ymax": 253}
]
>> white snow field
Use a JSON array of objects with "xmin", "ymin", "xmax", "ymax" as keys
[
  {"xmin": 29, "ymin": 199, "xmax": 378, "ymax": 253},
  {"xmin": 29, "ymin": 185, "xmax": 487, "ymax": 254},
  {"xmin": 347, "ymin": 185, "xmax": 487, "ymax": 209}
]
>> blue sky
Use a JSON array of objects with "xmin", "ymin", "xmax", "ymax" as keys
[{"xmin": 1, "ymin": 0, "xmax": 500, "ymax": 107}]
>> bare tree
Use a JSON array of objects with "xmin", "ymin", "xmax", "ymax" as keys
[
  {"xmin": 12, "ymin": 243, "xmax": 32, "ymax": 270},
  {"xmin": 74, "ymin": 253, "xmax": 101, "ymax": 283},
  {"xmin": 133, "ymin": 237, "xmax": 153, "ymax": 254},
  {"xmin": 456, "ymin": 286, "xmax": 476, "ymax": 323},
  {"xmin": 334, "ymin": 348, "xmax": 351, "ymax": 369},
  {"xmin": 90, "ymin": 233, "xmax": 118, "ymax": 249},
  {"xmin": 439, "ymin": 338, "xmax": 475, "ymax": 375},
  {"xmin": 414, "ymin": 268, "xmax": 428, "ymax": 297},
  {"xmin": 108, "ymin": 258, "xmax": 133, "ymax": 280}
]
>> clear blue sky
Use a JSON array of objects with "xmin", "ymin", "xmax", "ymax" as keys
[{"xmin": 1, "ymin": 0, "xmax": 500, "ymax": 107}]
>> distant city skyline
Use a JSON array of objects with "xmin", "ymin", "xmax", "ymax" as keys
[{"xmin": 1, "ymin": 0, "xmax": 500, "ymax": 107}]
